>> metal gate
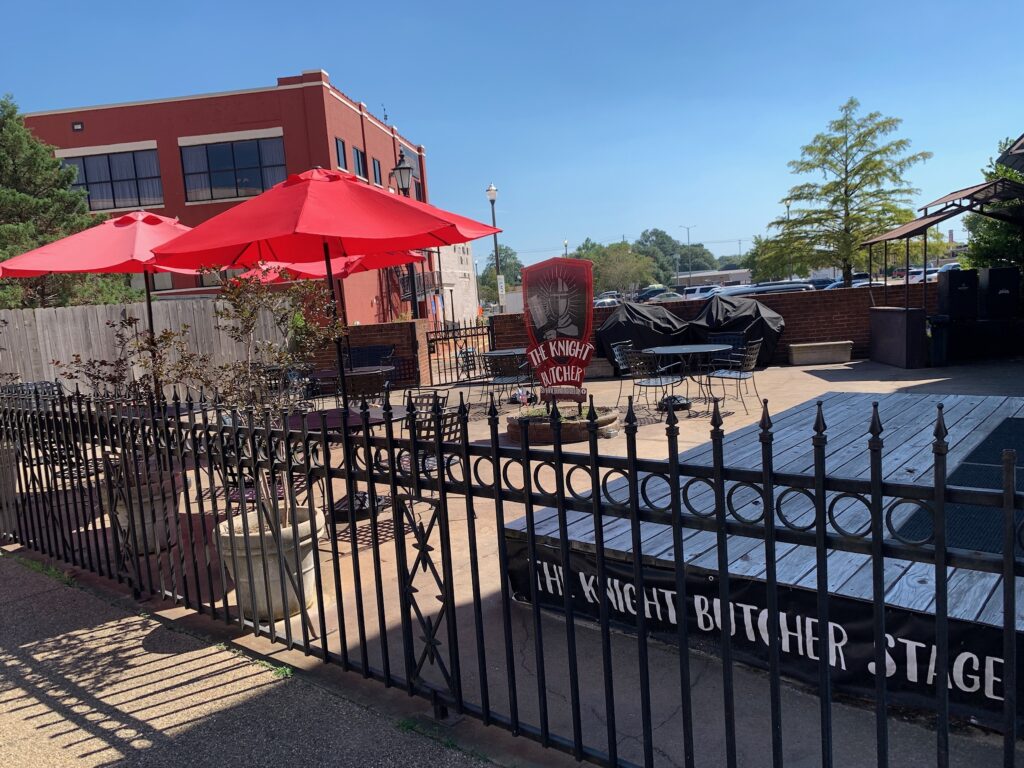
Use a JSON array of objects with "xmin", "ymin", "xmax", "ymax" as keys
[{"xmin": 425, "ymin": 319, "xmax": 493, "ymax": 385}]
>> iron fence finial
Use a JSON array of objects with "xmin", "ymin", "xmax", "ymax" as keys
[
  {"xmin": 759, "ymin": 398, "xmax": 772, "ymax": 432},
  {"xmin": 710, "ymin": 397, "xmax": 724, "ymax": 430},
  {"xmin": 624, "ymin": 396, "xmax": 637, "ymax": 428},
  {"xmin": 813, "ymin": 400, "xmax": 827, "ymax": 435},
  {"xmin": 869, "ymin": 401, "xmax": 883, "ymax": 438},
  {"xmin": 933, "ymin": 402, "xmax": 948, "ymax": 443},
  {"xmin": 586, "ymin": 394, "xmax": 597, "ymax": 422}
]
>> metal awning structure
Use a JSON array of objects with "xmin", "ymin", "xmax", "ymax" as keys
[
  {"xmin": 997, "ymin": 132, "xmax": 1024, "ymax": 174},
  {"xmin": 861, "ymin": 209, "xmax": 961, "ymax": 245},
  {"xmin": 862, "ymin": 178, "xmax": 1024, "ymax": 248}
]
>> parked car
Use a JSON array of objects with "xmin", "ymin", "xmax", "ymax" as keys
[
  {"xmin": 646, "ymin": 291, "xmax": 686, "ymax": 303},
  {"xmin": 907, "ymin": 268, "xmax": 938, "ymax": 284},
  {"xmin": 681, "ymin": 284, "xmax": 720, "ymax": 300},
  {"xmin": 593, "ymin": 297, "xmax": 620, "ymax": 308},
  {"xmin": 715, "ymin": 282, "xmax": 814, "ymax": 298},
  {"xmin": 850, "ymin": 280, "xmax": 886, "ymax": 288},
  {"xmin": 807, "ymin": 278, "xmax": 835, "ymax": 290},
  {"xmin": 635, "ymin": 284, "xmax": 668, "ymax": 302},
  {"xmin": 597, "ymin": 290, "xmax": 621, "ymax": 299},
  {"xmin": 938, "ymin": 262, "xmax": 961, "ymax": 273}
]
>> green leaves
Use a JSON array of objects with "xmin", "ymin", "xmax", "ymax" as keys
[{"xmin": 774, "ymin": 97, "xmax": 931, "ymax": 283}]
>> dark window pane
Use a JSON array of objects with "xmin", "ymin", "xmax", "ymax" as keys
[
  {"xmin": 113, "ymin": 180, "xmax": 139, "ymax": 207},
  {"xmin": 138, "ymin": 177, "xmax": 164, "ymax": 206},
  {"xmin": 134, "ymin": 149, "xmax": 159, "ymax": 177},
  {"xmin": 109, "ymin": 152, "xmax": 135, "ymax": 180},
  {"xmin": 403, "ymin": 147, "xmax": 421, "ymax": 178},
  {"xmin": 63, "ymin": 157, "xmax": 85, "ymax": 185},
  {"xmin": 262, "ymin": 166, "xmax": 286, "ymax": 189},
  {"xmin": 353, "ymin": 147, "xmax": 367, "ymax": 177},
  {"xmin": 258, "ymin": 137, "xmax": 285, "ymax": 166},
  {"xmin": 372, "ymin": 158, "xmax": 382, "ymax": 185},
  {"xmin": 181, "ymin": 146, "xmax": 207, "ymax": 174},
  {"xmin": 335, "ymin": 138, "xmax": 347, "ymax": 170},
  {"xmin": 185, "ymin": 173, "xmax": 211, "ymax": 201},
  {"xmin": 414, "ymin": 180, "xmax": 424, "ymax": 202},
  {"xmin": 87, "ymin": 182, "xmax": 114, "ymax": 210},
  {"xmin": 210, "ymin": 170, "xmax": 236, "ymax": 198},
  {"xmin": 233, "ymin": 140, "xmax": 259, "ymax": 169},
  {"xmin": 207, "ymin": 143, "xmax": 234, "ymax": 171},
  {"xmin": 84, "ymin": 154, "xmax": 110, "ymax": 182},
  {"xmin": 235, "ymin": 168, "xmax": 262, "ymax": 197}
]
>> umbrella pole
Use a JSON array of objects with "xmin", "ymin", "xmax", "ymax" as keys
[
  {"xmin": 324, "ymin": 242, "xmax": 349, "ymax": 412},
  {"xmin": 143, "ymin": 269, "xmax": 160, "ymax": 399}
]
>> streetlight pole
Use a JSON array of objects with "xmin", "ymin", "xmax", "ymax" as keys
[
  {"xmin": 563, "ymin": 239, "xmax": 569, "ymax": 258},
  {"xmin": 679, "ymin": 225, "xmax": 696, "ymax": 287},
  {"xmin": 783, "ymin": 198, "xmax": 792, "ymax": 280},
  {"xmin": 486, "ymin": 183, "xmax": 502, "ymax": 312}
]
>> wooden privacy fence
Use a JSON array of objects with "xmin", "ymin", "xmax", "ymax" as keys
[{"xmin": 0, "ymin": 299, "xmax": 285, "ymax": 386}]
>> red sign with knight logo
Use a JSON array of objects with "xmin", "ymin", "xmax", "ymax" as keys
[{"xmin": 521, "ymin": 257, "xmax": 595, "ymax": 402}]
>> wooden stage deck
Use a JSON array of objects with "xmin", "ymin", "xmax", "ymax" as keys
[{"xmin": 505, "ymin": 391, "xmax": 1024, "ymax": 631}]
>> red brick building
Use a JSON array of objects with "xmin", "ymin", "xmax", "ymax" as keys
[{"xmin": 23, "ymin": 70, "xmax": 434, "ymax": 325}]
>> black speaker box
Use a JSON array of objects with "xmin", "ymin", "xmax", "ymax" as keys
[
  {"xmin": 978, "ymin": 267, "xmax": 1020, "ymax": 320},
  {"xmin": 937, "ymin": 269, "xmax": 978, "ymax": 320}
]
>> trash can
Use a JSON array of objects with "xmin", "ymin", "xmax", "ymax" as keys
[{"xmin": 927, "ymin": 314, "xmax": 950, "ymax": 367}]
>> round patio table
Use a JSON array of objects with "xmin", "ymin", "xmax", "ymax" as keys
[{"xmin": 643, "ymin": 343, "xmax": 733, "ymax": 409}]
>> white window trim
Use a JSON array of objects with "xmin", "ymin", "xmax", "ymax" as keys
[
  {"xmin": 178, "ymin": 127, "xmax": 283, "ymax": 146},
  {"xmin": 87, "ymin": 203, "xmax": 164, "ymax": 215},
  {"xmin": 55, "ymin": 140, "xmax": 157, "ymax": 158},
  {"xmin": 184, "ymin": 195, "xmax": 261, "ymax": 207}
]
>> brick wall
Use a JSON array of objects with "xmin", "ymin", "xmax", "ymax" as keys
[
  {"xmin": 491, "ymin": 285, "xmax": 940, "ymax": 368},
  {"xmin": 310, "ymin": 319, "xmax": 431, "ymax": 387}
]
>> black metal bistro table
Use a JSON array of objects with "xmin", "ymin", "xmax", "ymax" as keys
[
  {"xmin": 643, "ymin": 343, "xmax": 732, "ymax": 410},
  {"xmin": 285, "ymin": 405, "xmax": 407, "ymax": 438}
]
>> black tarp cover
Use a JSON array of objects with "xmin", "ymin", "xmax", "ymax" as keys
[
  {"xmin": 687, "ymin": 294, "xmax": 784, "ymax": 365},
  {"xmin": 597, "ymin": 301, "xmax": 689, "ymax": 372}
]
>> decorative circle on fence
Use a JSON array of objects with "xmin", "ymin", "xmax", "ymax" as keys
[
  {"xmin": 682, "ymin": 477, "xmax": 715, "ymax": 518},
  {"xmin": 501, "ymin": 457, "xmax": 525, "ymax": 493},
  {"xmin": 531, "ymin": 461, "xmax": 559, "ymax": 499},
  {"xmin": 726, "ymin": 482, "xmax": 766, "ymax": 524},
  {"xmin": 471, "ymin": 455, "xmax": 495, "ymax": 489},
  {"xmin": 566, "ymin": 464, "xmax": 596, "ymax": 503},
  {"xmin": 827, "ymin": 493, "xmax": 873, "ymax": 538},
  {"xmin": 885, "ymin": 498, "xmax": 933, "ymax": 545},
  {"xmin": 600, "ymin": 469, "xmax": 632, "ymax": 508},
  {"xmin": 640, "ymin": 473, "xmax": 672, "ymax": 513},
  {"xmin": 774, "ymin": 487, "xmax": 817, "ymax": 531}
]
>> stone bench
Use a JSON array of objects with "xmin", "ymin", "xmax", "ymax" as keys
[{"xmin": 788, "ymin": 340, "xmax": 853, "ymax": 365}]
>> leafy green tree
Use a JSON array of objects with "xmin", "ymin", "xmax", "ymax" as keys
[
  {"xmin": 0, "ymin": 95, "xmax": 141, "ymax": 308},
  {"xmin": 776, "ymin": 98, "xmax": 931, "ymax": 285},
  {"xmin": 478, "ymin": 244, "xmax": 522, "ymax": 303},
  {"xmin": 578, "ymin": 241, "xmax": 654, "ymax": 293},
  {"xmin": 962, "ymin": 138, "xmax": 1024, "ymax": 272}
]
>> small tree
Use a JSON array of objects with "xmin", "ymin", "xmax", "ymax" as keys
[
  {"xmin": 478, "ymin": 244, "xmax": 523, "ymax": 303},
  {"xmin": 0, "ymin": 95, "xmax": 142, "ymax": 308},
  {"xmin": 962, "ymin": 138, "xmax": 1024, "ymax": 272},
  {"xmin": 210, "ymin": 270, "xmax": 343, "ymax": 414},
  {"xmin": 776, "ymin": 98, "xmax": 931, "ymax": 285}
]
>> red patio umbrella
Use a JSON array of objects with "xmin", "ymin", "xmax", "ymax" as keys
[
  {"xmin": 0, "ymin": 211, "xmax": 196, "ymax": 338},
  {"xmin": 237, "ymin": 250, "xmax": 425, "ymax": 283},
  {"xmin": 152, "ymin": 168, "xmax": 499, "ymax": 406},
  {"xmin": 150, "ymin": 169, "xmax": 498, "ymax": 269}
]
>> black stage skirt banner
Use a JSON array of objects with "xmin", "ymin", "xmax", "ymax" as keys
[{"xmin": 505, "ymin": 536, "xmax": 1023, "ymax": 728}]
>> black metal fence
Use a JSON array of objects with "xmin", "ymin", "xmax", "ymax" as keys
[
  {"xmin": 0, "ymin": 387, "xmax": 1020, "ymax": 768},
  {"xmin": 425, "ymin": 319, "xmax": 493, "ymax": 385}
]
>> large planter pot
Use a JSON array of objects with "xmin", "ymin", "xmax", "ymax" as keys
[
  {"xmin": 113, "ymin": 469, "xmax": 182, "ymax": 554},
  {"xmin": 217, "ymin": 505, "xmax": 324, "ymax": 621},
  {"xmin": 506, "ymin": 407, "xmax": 619, "ymax": 444}
]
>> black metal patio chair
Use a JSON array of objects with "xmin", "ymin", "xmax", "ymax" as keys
[
  {"xmin": 621, "ymin": 348, "xmax": 682, "ymax": 413},
  {"xmin": 706, "ymin": 339, "xmax": 763, "ymax": 414},
  {"xmin": 610, "ymin": 340, "xmax": 634, "ymax": 409},
  {"xmin": 480, "ymin": 353, "xmax": 533, "ymax": 405}
]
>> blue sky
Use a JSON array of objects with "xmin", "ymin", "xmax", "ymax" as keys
[{"xmin": 4, "ymin": 1, "xmax": 1022, "ymax": 264}]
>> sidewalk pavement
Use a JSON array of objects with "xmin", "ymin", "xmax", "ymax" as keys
[{"xmin": 0, "ymin": 554, "xmax": 487, "ymax": 768}]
